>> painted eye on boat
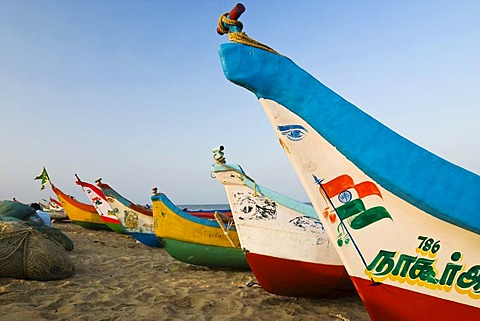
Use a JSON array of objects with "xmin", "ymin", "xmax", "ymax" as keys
[{"xmin": 277, "ymin": 125, "xmax": 308, "ymax": 141}]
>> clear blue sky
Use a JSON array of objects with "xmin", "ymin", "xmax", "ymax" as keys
[{"xmin": 1, "ymin": 1, "xmax": 478, "ymax": 206}]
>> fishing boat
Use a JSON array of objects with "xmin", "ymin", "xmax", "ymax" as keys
[
  {"xmin": 212, "ymin": 152, "xmax": 354, "ymax": 297},
  {"xmin": 75, "ymin": 175, "xmax": 125, "ymax": 234},
  {"xmin": 180, "ymin": 207, "xmax": 233, "ymax": 220},
  {"xmin": 96, "ymin": 179, "xmax": 162, "ymax": 247},
  {"xmin": 41, "ymin": 197, "xmax": 68, "ymax": 220},
  {"xmin": 151, "ymin": 190, "xmax": 249, "ymax": 270},
  {"xmin": 217, "ymin": 4, "xmax": 479, "ymax": 320},
  {"xmin": 44, "ymin": 197, "xmax": 63, "ymax": 212},
  {"xmin": 51, "ymin": 184, "xmax": 110, "ymax": 230}
]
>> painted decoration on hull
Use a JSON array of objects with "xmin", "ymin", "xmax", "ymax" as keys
[
  {"xmin": 289, "ymin": 216, "xmax": 326, "ymax": 235},
  {"xmin": 315, "ymin": 174, "xmax": 392, "ymax": 246},
  {"xmin": 105, "ymin": 196, "xmax": 154, "ymax": 234},
  {"xmin": 212, "ymin": 156, "xmax": 353, "ymax": 297},
  {"xmin": 230, "ymin": 190, "xmax": 328, "ymax": 243},
  {"xmin": 123, "ymin": 208, "xmax": 139, "ymax": 230},
  {"xmin": 366, "ymin": 239, "xmax": 480, "ymax": 300},
  {"xmin": 216, "ymin": 4, "xmax": 479, "ymax": 318},
  {"xmin": 278, "ymin": 125, "xmax": 308, "ymax": 142},
  {"xmin": 263, "ymin": 98, "xmax": 480, "ymax": 310},
  {"xmin": 218, "ymin": 45, "xmax": 479, "ymax": 235},
  {"xmin": 232, "ymin": 191, "xmax": 277, "ymax": 220},
  {"xmin": 313, "ymin": 171, "xmax": 479, "ymax": 299},
  {"xmin": 76, "ymin": 178, "xmax": 120, "ymax": 225},
  {"xmin": 96, "ymin": 180, "xmax": 157, "ymax": 235},
  {"xmin": 276, "ymin": 118, "xmax": 480, "ymax": 300}
]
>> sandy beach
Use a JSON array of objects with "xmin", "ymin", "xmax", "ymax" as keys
[{"xmin": 1, "ymin": 221, "xmax": 370, "ymax": 321}]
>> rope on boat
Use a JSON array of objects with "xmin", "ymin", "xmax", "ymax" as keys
[
  {"xmin": 214, "ymin": 211, "xmax": 236, "ymax": 247},
  {"xmin": 217, "ymin": 13, "xmax": 280, "ymax": 55}
]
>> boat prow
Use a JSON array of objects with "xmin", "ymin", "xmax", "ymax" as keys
[
  {"xmin": 151, "ymin": 191, "xmax": 249, "ymax": 270},
  {"xmin": 219, "ymin": 43, "xmax": 479, "ymax": 235},
  {"xmin": 76, "ymin": 176, "xmax": 125, "ymax": 234},
  {"xmin": 51, "ymin": 184, "xmax": 110, "ymax": 230},
  {"xmin": 97, "ymin": 180, "xmax": 162, "ymax": 248},
  {"xmin": 217, "ymin": 5, "xmax": 479, "ymax": 320}
]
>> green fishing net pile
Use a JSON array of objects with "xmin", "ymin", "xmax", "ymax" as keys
[{"xmin": 0, "ymin": 201, "xmax": 75, "ymax": 280}]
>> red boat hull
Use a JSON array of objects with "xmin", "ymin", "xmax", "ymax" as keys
[
  {"xmin": 246, "ymin": 252, "xmax": 354, "ymax": 298},
  {"xmin": 100, "ymin": 215, "xmax": 120, "ymax": 225},
  {"xmin": 352, "ymin": 276, "xmax": 480, "ymax": 321}
]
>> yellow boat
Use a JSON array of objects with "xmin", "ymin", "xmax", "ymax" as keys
[
  {"xmin": 51, "ymin": 184, "xmax": 110, "ymax": 230},
  {"xmin": 151, "ymin": 191, "xmax": 249, "ymax": 269}
]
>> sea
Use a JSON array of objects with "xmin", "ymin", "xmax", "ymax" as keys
[{"xmin": 177, "ymin": 203, "xmax": 231, "ymax": 211}]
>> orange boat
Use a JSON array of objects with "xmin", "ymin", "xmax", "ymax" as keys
[{"xmin": 51, "ymin": 184, "xmax": 110, "ymax": 230}]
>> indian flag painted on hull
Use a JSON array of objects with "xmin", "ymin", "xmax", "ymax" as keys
[
  {"xmin": 316, "ymin": 174, "xmax": 392, "ymax": 247},
  {"xmin": 75, "ymin": 176, "xmax": 125, "ymax": 234},
  {"xmin": 217, "ymin": 4, "xmax": 479, "ymax": 321},
  {"xmin": 212, "ymin": 160, "xmax": 354, "ymax": 298}
]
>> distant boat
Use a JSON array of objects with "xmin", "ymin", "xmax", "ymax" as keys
[
  {"xmin": 41, "ymin": 197, "xmax": 67, "ymax": 220},
  {"xmin": 41, "ymin": 197, "xmax": 63, "ymax": 212},
  {"xmin": 217, "ymin": 4, "xmax": 479, "ymax": 320},
  {"xmin": 48, "ymin": 197, "xmax": 63, "ymax": 211},
  {"xmin": 151, "ymin": 191, "xmax": 250, "ymax": 270},
  {"xmin": 51, "ymin": 184, "xmax": 110, "ymax": 230},
  {"xmin": 96, "ymin": 179, "xmax": 162, "ymax": 248},
  {"xmin": 212, "ymin": 159, "xmax": 354, "ymax": 298},
  {"xmin": 180, "ymin": 207, "xmax": 233, "ymax": 219},
  {"xmin": 75, "ymin": 175, "xmax": 125, "ymax": 234}
]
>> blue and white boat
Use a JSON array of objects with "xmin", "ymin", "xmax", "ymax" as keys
[
  {"xmin": 217, "ymin": 4, "xmax": 479, "ymax": 321},
  {"xmin": 212, "ymin": 151, "xmax": 353, "ymax": 298}
]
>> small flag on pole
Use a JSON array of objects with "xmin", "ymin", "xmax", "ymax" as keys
[{"xmin": 34, "ymin": 166, "xmax": 50, "ymax": 190}]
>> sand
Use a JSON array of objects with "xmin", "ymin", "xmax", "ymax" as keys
[{"xmin": 0, "ymin": 221, "xmax": 370, "ymax": 321}]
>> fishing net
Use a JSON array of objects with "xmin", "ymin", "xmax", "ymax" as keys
[
  {"xmin": 0, "ymin": 200, "xmax": 36, "ymax": 220},
  {"xmin": 0, "ymin": 221, "xmax": 75, "ymax": 280},
  {"xmin": 0, "ymin": 217, "xmax": 74, "ymax": 251},
  {"xmin": 29, "ymin": 223, "xmax": 75, "ymax": 252}
]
